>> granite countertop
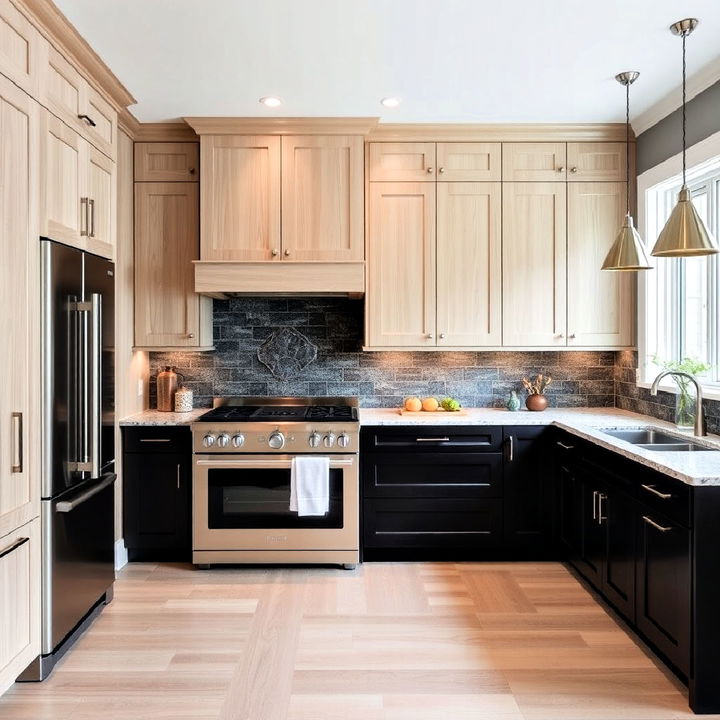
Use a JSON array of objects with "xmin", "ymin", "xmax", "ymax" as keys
[
  {"xmin": 360, "ymin": 407, "xmax": 720, "ymax": 487},
  {"xmin": 120, "ymin": 408, "xmax": 209, "ymax": 426}
]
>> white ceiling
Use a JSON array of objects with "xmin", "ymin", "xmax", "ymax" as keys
[{"xmin": 55, "ymin": 0, "xmax": 720, "ymax": 130}]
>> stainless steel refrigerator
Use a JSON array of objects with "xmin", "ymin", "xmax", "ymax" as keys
[{"xmin": 21, "ymin": 239, "xmax": 116, "ymax": 680}]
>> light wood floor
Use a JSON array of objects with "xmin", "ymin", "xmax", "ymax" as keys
[{"xmin": 0, "ymin": 561, "xmax": 713, "ymax": 720}]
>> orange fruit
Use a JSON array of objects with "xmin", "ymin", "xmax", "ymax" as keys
[
  {"xmin": 422, "ymin": 397, "xmax": 439, "ymax": 412},
  {"xmin": 404, "ymin": 397, "xmax": 422, "ymax": 412}
]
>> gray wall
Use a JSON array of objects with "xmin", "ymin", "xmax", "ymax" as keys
[{"xmin": 636, "ymin": 79, "xmax": 720, "ymax": 174}]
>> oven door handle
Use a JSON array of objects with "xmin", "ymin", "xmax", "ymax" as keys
[{"xmin": 195, "ymin": 458, "xmax": 356, "ymax": 468}]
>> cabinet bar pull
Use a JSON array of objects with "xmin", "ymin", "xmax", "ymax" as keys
[
  {"xmin": 376, "ymin": 530, "xmax": 491, "ymax": 536},
  {"xmin": 598, "ymin": 493, "xmax": 607, "ymax": 525},
  {"xmin": 643, "ymin": 515, "xmax": 673, "ymax": 533},
  {"xmin": 0, "ymin": 536, "xmax": 28, "ymax": 559},
  {"xmin": 556, "ymin": 441, "xmax": 574, "ymax": 450},
  {"xmin": 89, "ymin": 198, "xmax": 95, "ymax": 238},
  {"xmin": 177, "ymin": 463, "xmax": 181, "ymax": 490},
  {"xmin": 592, "ymin": 490, "xmax": 598, "ymax": 521},
  {"xmin": 139, "ymin": 438, "xmax": 172, "ymax": 443},
  {"xmin": 641, "ymin": 484, "xmax": 672, "ymax": 500},
  {"xmin": 505, "ymin": 435, "xmax": 514, "ymax": 462},
  {"xmin": 78, "ymin": 113, "xmax": 97, "ymax": 127},
  {"xmin": 415, "ymin": 437, "xmax": 450, "ymax": 442},
  {"xmin": 80, "ymin": 197, "xmax": 89, "ymax": 236},
  {"xmin": 11, "ymin": 412, "xmax": 23, "ymax": 473}
]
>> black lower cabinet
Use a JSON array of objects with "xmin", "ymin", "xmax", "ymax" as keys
[{"xmin": 123, "ymin": 426, "xmax": 192, "ymax": 561}]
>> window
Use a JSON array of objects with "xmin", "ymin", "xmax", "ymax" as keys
[{"xmin": 641, "ymin": 157, "xmax": 720, "ymax": 388}]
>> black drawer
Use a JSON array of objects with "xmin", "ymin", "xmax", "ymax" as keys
[
  {"xmin": 364, "ymin": 498, "xmax": 502, "ymax": 549},
  {"xmin": 363, "ymin": 452, "xmax": 502, "ymax": 499},
  {"xmin": 634, "ymin": 473, "xmax": 690, "ymax": 528},
  {"xmin": 123, "ymin": 426, "xmax": 191, "ymax": 453},
  {"xmin": 362, "ymin": 426, "xmax": 502, "ymax": 453}
]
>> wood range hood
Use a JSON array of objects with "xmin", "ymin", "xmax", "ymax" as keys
[{"xmin": 185, "ymin": 117, "xmax": 377, "ymax": 299}]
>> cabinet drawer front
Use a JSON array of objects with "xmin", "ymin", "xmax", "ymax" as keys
[
  {"xmin": 364, "ymin": 498, "xmax": 502, "ymax": 548},
  {"xmin": 502, "ymin": 142, "xmax": 567, "ymax": 181},
  {"xmin": 636, "ymin": 475, "xmax": 690, "ymax": 528},
  {"xmin": 123, "ymin": 426, "xmax": 191, "ymax": 453},
  {"xmin": 364, "ymin": 453, "xmax": 502, "ymax": 499},
  {"xmin": 436, "ymin": 142, "xmax": 501, "ymax": 181},
  {"xmin": 362, "ymin": 426, "xmax": 502, "ymax": 452},
  {"xmin": 135, "ymin": 142, "xmax": 199, "ymax": 182},
  {"xmin": 84, "ymin": 86, "xmax": 117, "ymax": 159},
  {"xmin": 368, "ymin": 142, "xmax": 436, "ymax": 181}
]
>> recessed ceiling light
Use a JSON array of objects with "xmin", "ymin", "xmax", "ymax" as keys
[
  {"xmin": 381, "ymin": 96, "xmax": 401, "ymax": 108},
  {"xmin": 259, "ymin": 96, "xmax": 283, "ymax": 108}
]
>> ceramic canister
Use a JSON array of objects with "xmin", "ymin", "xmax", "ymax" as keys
[{"xmin": 174, "ymin": 385, "xmax": 193, "ymax": 413}]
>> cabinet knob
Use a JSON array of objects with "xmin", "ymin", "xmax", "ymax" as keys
[
  {"xmin": 426, "ymin": 167, "xmax": 434, "ymax": 174},
  {"xmin": 284, "ymin": 249, "xmax": 291, "ymax": 256},
  {"xmin": 555, "ymin": 333, "xmax": 564, "ymax": 339},
  {"xmin": 438, "ymin": 167, "xmax": 445, "ymax": 174},
  {"xmin": 439, "ymin": 333, "xmax": 446, "ymax": 339},
  {"xmin": 271, "ymin": 249, "xmax": 279, "ymax": 256},
  {"xmin": 557, "ymin": 166, "xmax": 565, "ymax": 173},
  {"xmin": 189, "ymin": 167, "xmax": 196, "ymax": 175},
  {"xmin": 187, "ymin": 333, "xmax": 195, "ymax": 339},
  {"xmin": 426, "ymin": 333, "xmax": 434, "ymax": 339},
  {"xmin": 570, "ymin": 167, "xmax": 578, "ymax": 173},
  {"xmin": 569, "ymin": 333, "xmax": 576, "ymax": 339}
]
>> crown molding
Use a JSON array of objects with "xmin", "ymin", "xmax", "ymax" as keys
[
  {"xmin": 369, "ymin": 123, "xmax": 632, "ymax": 142},
  {"xmin": 117, "ymin": 107, "xmax": 140, "ymax": 138},
  {"xmin": 131, "ymin": 121, "xmax": 199, "ymax": 142},
  {"xmin": 18, "ymin": 0, "xmax": 135, "ymax": 110},
  {"xmin": 184, "ymin": 117, "xmax": 379, "ymax": 135}
]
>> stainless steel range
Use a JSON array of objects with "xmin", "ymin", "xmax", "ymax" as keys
[{"xmin": 191, "ymin": 397, "xmax": 359, "ymax": 568}]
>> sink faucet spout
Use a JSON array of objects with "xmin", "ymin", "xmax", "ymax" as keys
[{"xmin": 650, "ymin": 370, "xmax": 706, "ymax": 437}]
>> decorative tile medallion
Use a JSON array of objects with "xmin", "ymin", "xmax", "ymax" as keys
[{"xmin": 257, "ymin": 327, "xmax": 318, "ymax": 380}]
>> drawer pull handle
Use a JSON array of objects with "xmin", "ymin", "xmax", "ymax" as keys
[
  {"xmin": 0, "ymin": 536, "xmax": 29, "ymax": 560},
  {"xmin": 415, "ymin": 437, "xmax": 450, "ymax": 442},
  {"xmin": 78, "ymin": 113, "xmax": 97, "ymax": 127},
  {"xmin": 643, "ymin": 515, "xmax": 673, "ymax": 533},
  {"xmin": 556, "ymin": 441, "xmax": 574, "ymax": 450},
  {"xmin": 177, "ymin": 463, "xmax": 181, "ymax": 490},
  {"xmin": 641, "ymin": 484, "xmax": 672, "ymax": 500},
  {"xmin": 376, "ymin": 530, "xmax": 491, "ymax": 536},
  {"xmin": 139, "ymin": 438, "xmax": 172, "ymax": 443}
]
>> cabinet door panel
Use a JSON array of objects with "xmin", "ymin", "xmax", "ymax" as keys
[
  {"xmin": 134, "ymin": 183, "xmax": 200, "ymax": 348},
  {"xmin": 567, "ymin": 182, "xmax": 633, "ymax": 347},
  {"xmin": 368, "ymin": 142, "xmax": 436, "ymax": 181},
  {"xmin": 567, "ymin": 142, "xmax": 626, "ymax": 181},
  {"xmin": 576, "ymin": 478, "xmax": 604, "ymax": 587},
  {"xmin": 281, "ymin": 135, "xmax": 363, "ymax": 261},
  {"xmin": 0, "ymin": 78, "xmax": 37, "ymax": 537},
  {"xmin": 502, "ymin": 142, "xmax": 567, "ymax": 181},
  {"xmin": 85, "ymin": 143, "xmax": 115, "ymax": 258},
  {"xmin": 134, "ymin": 142, "xmax": 199, "ymax": 182},
  {"xmin": 0, "ymin": 0, "xmax": 41, "ymax": 95},
  {"xmin": 437, "ymin": 182, "xmax": 501, "ymax": 346},
  {"xmin": 83, "ymin": 86, "xmax": 117, "ymax": 159},
  {"xmin": 437, "ymin": 142, "xmax": 500, "ymax": 181},
  {"xmin": 603, "ymin": 488, "xmax": 636, "ymax": 621},
  {"xmin": 502, "ymin": 183, "xmax": 566, "ymax": 346},
  {"xmin": 200, "ymin": 135, "xmax": 280, "ymax": 260},
  {"xmin": 366, "ymin": 182, "xmax": 436, "ymax": 347},
  {"xmin": 42, "ymin": 45, "xmax": 84, "ymax": 134}
]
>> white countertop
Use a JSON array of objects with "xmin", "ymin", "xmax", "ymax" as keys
[{"xmin": 120, "ymin": 406, "xmax": 720, "ymax": 486}]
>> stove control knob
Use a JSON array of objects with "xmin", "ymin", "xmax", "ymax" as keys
[
  {"xmin": 216, "ymin": 433, "xmax": 230, "ymax": 448},
  {"xmin": 308, "ymin": 432, "xmax": 321, "ymax": 448},
  {"xmin": 202, "ymin": 434, "xmax": 216, "ymax": 448},
  {"xmin": 323, "ymin": 432, "xmax": 337, "ymax": 448},
  {"xmin": 268, "ymin": 431, "xmax": 285, "ymax": 449},
  {"xmin": 231, "ymin": 434, "xmax": 245, "ymax": 448},
  {"xmin": 337, "ymin": 432, "xmax": 350, "ymax": 449}
]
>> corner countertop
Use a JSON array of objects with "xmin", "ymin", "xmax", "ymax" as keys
[
  {"xmin": 120, "ymin": 408, "xmax": 208, "ymax": 426},
  {"xmin": 359, "ymin": 407, "xmax": 720, "ymax": 487}
]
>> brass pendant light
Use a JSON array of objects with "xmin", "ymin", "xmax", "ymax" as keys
[
  {"xmin": 651, "ymin": 18, "xmax": 718, "ymax": 257},
  {"xmin": 602, "ymin": 71, "xmax": 652, "ymax": 271}
]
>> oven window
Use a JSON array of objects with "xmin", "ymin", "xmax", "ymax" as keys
[{"xmin": 207, "ymin": 468, "xmax": 344, "ymax": 529}]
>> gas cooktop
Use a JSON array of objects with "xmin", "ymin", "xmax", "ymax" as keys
[{"xmin": 195, "ymin": 397, "xmax": 359, "ymax": 423}]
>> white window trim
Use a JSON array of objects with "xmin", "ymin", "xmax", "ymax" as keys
[{"xmin": 637, "ymin": 128, "xmax": 720, "ymax": 401}]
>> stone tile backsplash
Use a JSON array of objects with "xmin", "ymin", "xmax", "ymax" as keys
[{"xmin": 149, "ymin": 298, "xmax": 617, "ymax": 410}]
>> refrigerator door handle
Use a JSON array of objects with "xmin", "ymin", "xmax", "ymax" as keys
[
  {"xmin": 89, "ymin": 293, "xmax": 102, "ymax": 479},
  {"xmin": 56, "ymin": 473, "xmax": 115, "ymax": 513}
]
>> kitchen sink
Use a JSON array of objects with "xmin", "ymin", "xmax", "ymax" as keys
[{"xmin": 601, "ymin": 428, "xmax": 718, "ymax": 452}]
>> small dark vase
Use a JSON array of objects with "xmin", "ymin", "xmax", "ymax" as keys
[{"xmin": 526, "ymin": 394, "xmax": 548, "ymax": 412}]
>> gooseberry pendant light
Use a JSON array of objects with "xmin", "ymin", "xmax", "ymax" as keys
[
  {"xmin": 602, "ymin": 71, "xmax": 652, "ymax": 271},
  {"xmin": 651, "ymin": 19, "xmax": 718, "ymax": 257}
]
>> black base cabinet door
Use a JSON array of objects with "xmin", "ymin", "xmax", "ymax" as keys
[
  {"xmin": 123, "ymin": 427, "xmax": 191, "ymax": 560},
  {"xmin": 602, "ymin": 487, "xmax": 637, "ymax": 621},
  {"xmin": 557, "ymin": 451, "xmax": 583, "ymax": 559},
  {"xmin": 636, "ymin": 510, "xmax": 690, "ymax": 677}
]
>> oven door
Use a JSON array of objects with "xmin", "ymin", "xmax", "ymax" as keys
[{"xmin": 193, "ymin": 454, "xmax": 359, "ymax": 551}]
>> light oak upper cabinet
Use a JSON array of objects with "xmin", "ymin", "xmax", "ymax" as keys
[
  {"xmin": 366, "ymin": 183, "xmax": 436, "ymax": 347},
  {"xmin": 436, "ymin": 182, "xmax": 502, "ymax": 346},
  {"xmin": 200, "ymin": 135, "xmax": 280, "ymax": 261},
  {"xmin": 85, "ymin": 144, "xmax": 116, "ymax": 257},
  {"xmin": 502, "ymin": 183, "xmax": 567, "ymax": 346},
  {"xmin": 0, "ymin": 75, "xmax": 38, "ymax": 539},
  {"xmin": 567, "ymin": 182, "xmax": 633, "ymax": 346},
  {"xmin": 502, "ymin": 142, "xmax": 567, "ymax": 181},
  {"xmin": 436, "ymin": 143, "xmax": 501, "ymax": 181},
  {"xmin": 135, "ymin": 142, "xmax": 199, "ymax": 182},
  {"xmin": 567, "ymin": 142, "xmax": 626, "ymax": 181},
  {"xmin": 134, "ymin": 182, "xmax": 212, "ymax": 350},
  {"xmin": 0, "ymin": 0, "xmax": 43, "ymax": 96},
  {"xmin": 281, "ymin": 135, "xmax": 364, "ymax": 261},
  {"xmin": 368, "ymin": 142, "xmax": 436, "ymax": 181}
]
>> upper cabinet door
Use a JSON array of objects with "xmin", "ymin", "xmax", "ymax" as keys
[
  {"xmin": 41, "ymin": 46, "xmax": 84, "ymax": 134},
  {"xmin": 502, "ymin": 142, "xmax": 567, "ymax": 181},
  {"xmin": 567, "ymin": 182, "xmax": 633, "ymax": 347},
  {"xmin": 84, "ymin": 144, "xmax": 115, "ymax": 258},
  {"xmin": 567, "ymin": 142, "xmax": 627, "ymax": 181},
  {"xmin": 135, "ymin": 183, "xmax": 200, "ymax": 348},
  {"xmin": 135, "ymin": 142, "xmax": 199, "ymax": 182},
  {"xmin": 368, "ymin": 142, "xmax": 436, "ymax": 181},
  {"xmin": 83, "ymin": 85, "xmax": 117, "ymax": 160},
  {"xmin": 437, "ymin": 182, "xmax": 501, "ymax": 346},
  {"xmin": 200, "ymin": 135, "xmax": 280, "ymax": 261},
  {"xmin": 281, "ymin": 135, "xmax": 364, "ymax": 262},
  {"xmin": 366, "ymin": 182, "xmax": 436, "ymax": 347},
  {"xmin": 436, "ymin": 143, "xmax": 501, "ymax": 181},
  {"xmin": 502, "ymin": 183, "xmax": 567, "ymax": 346},
  {"xmin": 0, "ymin": 0, "xmax": 42, "ymax": 96}
]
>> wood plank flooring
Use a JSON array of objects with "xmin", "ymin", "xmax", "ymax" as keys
[{"xmin": 0, "ymin": 561, "xmax": 713, "ymax": 720}]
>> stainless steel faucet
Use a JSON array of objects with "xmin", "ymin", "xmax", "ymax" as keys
[{"xmin": 650, "ymin": 370, "xmax": 706, "ymax": 437}]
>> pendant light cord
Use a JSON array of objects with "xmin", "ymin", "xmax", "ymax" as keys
[
  {"xmin": 625, "ymin": 81, "xmax": 630, "ymax": 214},
  {"xmin": 682, "ymin": 31, "xmax": 687, "ymax": 186}
]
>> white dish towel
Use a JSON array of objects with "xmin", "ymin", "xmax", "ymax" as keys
[{"xmin": 290, "ymin": 456, "xmax": 330, "ymax": 516}]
